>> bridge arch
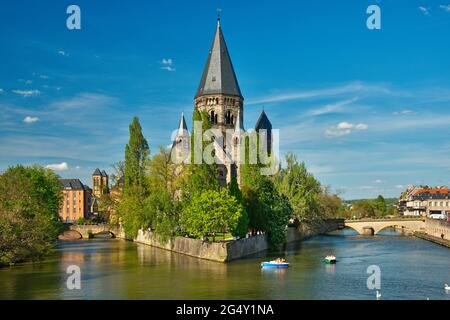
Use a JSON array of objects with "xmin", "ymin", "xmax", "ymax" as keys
[
  {"xmin": 374, "ymin": 224, "xmax": 412, "ymax": 235},
  {"xmin": 344, "ymin": 219, "xmax": 425, "ymax": 236},
  {"xmin": 58, "ymin": 229, "xmax": 83, "ymax": 240},
  {"xmin": 91, "ymin": 231, "xmax": 116, "ymax": 238}
]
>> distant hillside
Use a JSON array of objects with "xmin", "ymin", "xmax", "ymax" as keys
[{"xmin": 344, "ymin": 198, "xmax": 398, "ymax": 207}]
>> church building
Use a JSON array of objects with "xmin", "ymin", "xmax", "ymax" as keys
[{"xmin": 172, "ymin": 17, "xmax": 272, "ymax": 187}]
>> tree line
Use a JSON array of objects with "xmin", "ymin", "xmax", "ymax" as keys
[{"xmin": 114, "ymin": 113, "xmax": 349, "ymax": 249}]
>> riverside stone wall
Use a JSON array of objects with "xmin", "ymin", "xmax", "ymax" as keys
[
  {"xmin": 425, "ymin": 218, "xmax": 450, "ymax": 240},
  {"xmin": 119, "ymin": 219, "xmax": 343, "ymax": 263}
]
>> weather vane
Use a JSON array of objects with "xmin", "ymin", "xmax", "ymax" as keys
[{"xmin": 217, "ymin": 7, "xmax": 222, "ymax": 21}]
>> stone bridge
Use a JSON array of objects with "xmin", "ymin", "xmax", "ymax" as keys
[
  {"xmin": 59, "ymin": 224, "xmax": 120, "ymax": 240},
  {"xmin": 344, "ymin": 218, "xmax": 426, "ymax": 235}
]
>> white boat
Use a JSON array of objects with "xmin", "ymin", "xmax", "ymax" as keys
[
  {"xmin": 324, "ymin": 255, "xmax": 336, "ymax": 264},
  {"xmin": 445, "ymin": 284, "xmax": 450, "ymax": 291}
]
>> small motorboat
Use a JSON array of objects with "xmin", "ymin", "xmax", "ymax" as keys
[
  {"xmin": 261, "ymin": 258, "xmax": 289, "ymax": 268},
  {"xmin": 324, "ymin": 255, "xmax": 337, "ymax": 264},
  {"xmin": 445, "ymin": 284, "xmax": 450, "ymax": 291}
]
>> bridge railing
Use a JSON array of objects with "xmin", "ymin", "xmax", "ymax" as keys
[{"xmin": 345, "ymin": 217, "xmax": 425, "ymax": 223}]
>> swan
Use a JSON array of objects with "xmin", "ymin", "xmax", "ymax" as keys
[
  {"xmin": 445, "ymin": 284, "xmax": 450, "ymax": 291},
  {"xmin": 376, "ymin": 290, "xmax": 382, "ymax": 300}
]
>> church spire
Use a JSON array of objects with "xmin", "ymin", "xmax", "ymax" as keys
[
  {"xmin": 177, "ymin": 112, "xmax": 188, "ymax": 134},
  {"xmin": 235, "ymin": 109, "xmax": 244, "ymax": 132},
  {"xmin": 195, "ymin": 18, "xmax": 242, "ymax": 99}
]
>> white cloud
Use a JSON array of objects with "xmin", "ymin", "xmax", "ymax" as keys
[
  {"xmin": 325, "ymin": 122, "xmax": 369, "ymax": 138},
  {"xmin": 307, "ymin": 98, "xmax": 358, "ymax": 117},
  {"xmin": 12, "ymin": 89, "xmax": 40, "ymax": 97},
  {"xmin": 161, "ymin": 66, "xmax": 176, "ymax": 72},
  {"xmin": 374, "ymin": 179, "xmax": 383, "ymax": 184},
  {"xmin": 396, "ymin": 185, "xmax": 405, "ymax": 189},
  {"xmin": 75, "ymin": 166, "xmax": 81, "ymax": 170},
  {"xmin": 439, "ymin": 5, "xmax": 450, "ymax": 12},
  {"xmin": 58, "ymin": 50, "xmax": 68, "ymax": 56},
  {"xmin": 23, "ymin": 116, "xmax": 39, "ymax": 124},
  {"xmin": 39, "ymin": 75, "xmax": 49, "ymax": 79},
  {"xmin": 419, "ymin": 6, "xmax": 430, "ymax": 15},
  {"xmin": 337, "ymin": 122, "xmax": 354, "ymax": 130},
  {"xmin": 0, "ymin": 89, "xmax": 4, "ymax": 94},
  {"xmin": 247, "ymin": 82, "xmax": 391, "ymax": 105},
  {"xmin": 355, "ymin": 123, "xmax": 369, "ymax": 130},
  {"xmin": 46, "ymin": 162, "xmax": 68, "ymax": 171},
  {"xmin": 393, "ymin": 109, "xmax": 415, "ymax": 115},
  {"xmin": 161, "ymin": 58, "xmax": 176, "ymax": 72}
]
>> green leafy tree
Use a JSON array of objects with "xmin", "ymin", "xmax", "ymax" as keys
[
  {"xmin": 0, "ymin": 165, "xmax": 63, "ymax": 266},
  {"xmin": 182, "ymin": 189, "xmax": 244, "ymax": 241},
  {"xmin": 119, "ymin": 117, "xmax": 150, "ymax": 238},
  {"xmin": 374, "ymin": 195, "xmax": 387, "ymax": 217},
  {"xmin": 185, "ymin": 109, "xmax": 218, "ymax": 197},
  {"xmin": 276, "ymin": 153, "xmax": 322, "ymax": 223},
  {"xmin": 241, "ymin": 159, "xmax": 292, "ymax": 248},
  {"xmin": 228, "ymin": 177, "xmax": 249, "ymax": 238},
  {"xmin": 145, "ymin": 147, "xmax": 184, "ymax": 241},
  {"xmin": 352, "ymin": 200, "xmax": 376, "ymax": 218}
]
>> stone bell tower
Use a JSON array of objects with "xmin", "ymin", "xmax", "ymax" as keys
[{"xmin": 194, "ymin": 17, "xmax": 244, "ymax": 186}]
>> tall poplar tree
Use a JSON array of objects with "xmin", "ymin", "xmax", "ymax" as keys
[{"xmin": 119, "ymin": 117, "xmax": 150, "ymax": 237}]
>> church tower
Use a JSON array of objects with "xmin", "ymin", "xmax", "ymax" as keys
[
  {"xmin": 194, "ymin": 17, "xmax": 244, "ymax": 186},
  {"xmin": 171, "ymin": 112, "xmax": 190, "ymax": 164}
]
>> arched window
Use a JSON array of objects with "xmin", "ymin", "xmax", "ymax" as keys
[
  {"xmin": 210, "ymin": 110, "xmax": 215, "ymax": 123},
  {"xmin": 214, "ymin": 114, "xmax": 218, "ymax": 124},
  {"xmin": 225, "ymin": 111, "xmax": 232, "ymax": 125}
]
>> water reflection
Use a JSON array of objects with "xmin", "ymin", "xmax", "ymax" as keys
[{"xmin": 0, "ymin": 235, "xmax": 449, "ymax": 300}]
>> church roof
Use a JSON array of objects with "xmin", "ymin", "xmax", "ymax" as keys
[
  {"xmin": 255, "ymin": 110, "xmax": 272, "ymax": 131},
  {"xmin": 195, "ymin": 19, "xmax": 242, "ymax": 99},
  {"xmin": 92, "ymin": 168, "xmax": 102, "ymax": 176},
  {"xmin": 101, "ymin": 170, "xmax": 107, "ymax": 177},
  {"xmin": 178, "ymin": 112, "xmax": 188, "ymax": 133}
]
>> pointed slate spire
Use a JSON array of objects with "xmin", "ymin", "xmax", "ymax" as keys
[
  {"xmin": 255, "ymin": 110, "xmax": 272, "ymax": 131},
  {"xmin": 195, "ymin": 19, "xmax": 242, "ymax": 99},
  {"xmin": 177, "ymin": 112, "xmax": 188, "ymax": 135},
  {"xmin": 92, "ymin": 168, "xmax": 102, "ymax": 176},
  {"xmin": 234, "ymin": 109, "xmax": 244, "ymax": 132}
]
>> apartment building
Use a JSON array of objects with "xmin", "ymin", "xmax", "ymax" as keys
[
  {"xmin": 399, "ymin": 186, "xmax": 450, "ymax": 217},
  {"xmin": 59, "ymin": 179, "xmax": 92, "ymax": 223}
]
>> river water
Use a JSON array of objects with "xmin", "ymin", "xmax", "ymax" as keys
[{"xmin": 1, "ymin": 229, "xmax": 450, "ymax": 300}]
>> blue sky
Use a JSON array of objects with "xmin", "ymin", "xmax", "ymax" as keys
[{"xmin": 0, "ymin": 0, "xmax": 449, "ymax": 199}]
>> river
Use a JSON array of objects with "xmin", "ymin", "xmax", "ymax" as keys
[{"xmin": 1, "ymin": 229, "xmax": 450, "ymax": 300}]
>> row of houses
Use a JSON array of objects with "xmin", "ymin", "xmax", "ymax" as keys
[
  {"xmin": 58, "ymin": 168, "xmax": 110, "ymax": 223},
  {"xmin": 398, "ymin": 186, "xmax": 450, "ymax": 218}
]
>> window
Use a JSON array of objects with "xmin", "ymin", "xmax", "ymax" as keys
[{"xmin": 225, "ymin": 111, "xmax": 232, "ymax": 125}]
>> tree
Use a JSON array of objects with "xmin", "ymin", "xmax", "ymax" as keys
[
  {"xmin": 228, "ymin": 177, "xmax": 249, "ymax": 238},
  {"xmin": 123, "ymin": 117, "xmax": 150, "ymax": 197},
  {"xmin": 352, "ymin": 200, "xmax": 376, "ymax": 218},
  {"xmin": 276, "ymin": 153, "xmax": 322, "ymax": 222},
  {"xmin": 0, "ymin": 165, "xmax": 63, "ymax": 266},
  {"xmin": 241, "ymin": 159, "xmax": 292, "ymax": 249},
  {"xmin": 119, "ymin": 117, "xmax": 150, "ymax": 238},
  {"xmin": 319, "ymin": 186, "xmax": 348, "ymax": 219},
  {"xmin": 374, "ymin": 195, "xmax": 387, "ymax": 217},
  {"xmin": 257, "ymin": 179, "xmax": 292, "ymax": 249},
  {"xmin": 145, "ymin": 147, "xmax": 185, "ymax": 241},
  {"xmin": 182, "ymin": 189, "xmax": 244, "ymax": 241},
  {"xmin": 185, "ymin": 109, "xmax": 218, "ymax": 197}
]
